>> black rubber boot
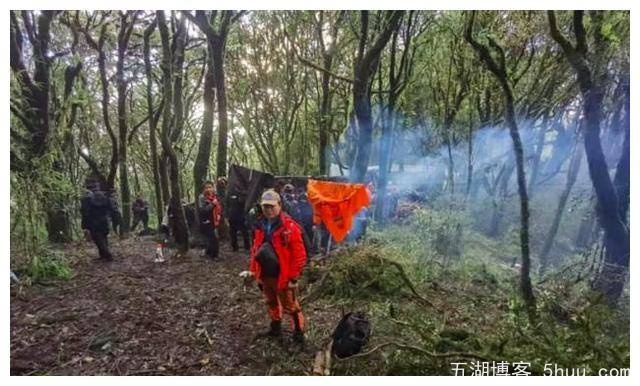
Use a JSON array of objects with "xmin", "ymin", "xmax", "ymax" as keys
[
  {"xmin": 292, "ymin": 313, "xmax": 304, "ymax": 343},
  {"xmin": 268, "ymin": 321, "xmax": 282, "ymax": 337},
  {"xmin": 293, "ymin": 329, "xmax": 305, "ymax": 344}
]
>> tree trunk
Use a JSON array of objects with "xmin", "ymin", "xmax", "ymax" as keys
[
  {"xmin": 316, "ymin": 11, "xmax": 344, "ymax": 175},
  {"xmin": 466, "ymin": 11, "xmax": 536, "ymax": 321},
  {"xmin": 212, "ymin": 39, "xmax": 228, "ymax": 177},
  {"xmin": 9, "ymin": 11, "xmax": 56, "ymax": 160},
  {"xmin": 575, "ymin": 194, "xmax": 597, "ymax": 250},
  {"xmin": 10, "ymin": 11, "xmax": 71, "ymax": 242},
  {"xmin": 487, "ymin": 160, "xmax": 514, "ymax": 237},
  {"xmin": 157, "ymin": 10, "xmax": 189, "ymax": 252},
  {"xmin": 351, "ymin": 11, "xmax": 404, "ymax": 183},
  {"xmin": 548, "ymin": 11, "xmax": 629, "ymax": 304},
  {"xmin": 46, "ymin": 204, "xmax": 72, "ymax": 243},
  {"xmin": 319, "ymin": 64, "xmax": 331, "ymax": 175},
  {"xmin": 194, "ymin": 45, "xmax": 216, "ymax": 221},
  {"xmin": 539, "ymin": 143, "xmax": 582, "ymax": 273},
  {"xmin": 159, "ymin": 153, "xmax": 170, "ymax": 209},
  {"xmin": 97, "ymin": 30, "xmax": 118, "ymax": 190},
  {"xmin": 527, "ymin": 116, "xmax": 548, "ymax": 193},
  {"xmin": 352, "ymin": 83, "xmax": 374, "ymax": 182},
  {"xmin": 501, "ymin": 80, "xmax": 537, "ymax": 323},
  {"xmin": 144, "ymin": 20, "xmax": 164, "ymax": 226},
  {"xmin": 116, "ymin": 12, "xmax": 138, "ymax": 236},
  {"xmin": 465, "ymin": 118, "xmax": 474, "ymax": 197},
  {"xmin": 446, "ymin": 133, "xmax": 455, "ymax": 195}
]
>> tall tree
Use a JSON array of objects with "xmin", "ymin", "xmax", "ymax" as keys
[
  {"xmin": 351, "ymin": 11, "xmax": 404, "ymax": 182},
  {"xmin": 376, "ymin": 11, "xmax": 423, "ymax": 222},
  {"xmin": 116, "ymin": 11, "xmax": 140, "ymax": 236},
  {"xmin": 548, "ymin": 11, "xmax": 629, "ymax": 304},
  {"xmin": 186, "ymin": 10, "xmax": 245, "ymax": 177},
  {"xmin": 10, "ymin": 10, "xmax": 68, "ymax": 243},
  {"xmin": 193, "ymin": 44, "xmax": 216, "ymax": 209},
  {"xmin": 315, "ymin": 11, "xmax": 345, "ymax": 175},
  {"xmin": 143, "ymin": 18, "xmax": 165, "ymax": 226},
  {"xmin": 157, "ymin": 10, "xmax": 190, "ymax": 251},
  {"xmin": 465, "ymin": 11, "xmax": 536, "ymax": 322},
  {"xmin": 10, "ymin": 11, "xmax": 58, "ymax": 164},
  {"xmin": 538, "ymin": 138, "xmax": 582, "ymax": 273},
  {"xmin": 75, "ymin": 11, "xmax": 118, "ymax": 190}
]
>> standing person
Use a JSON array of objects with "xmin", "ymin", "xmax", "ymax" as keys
[
  {"xmin": 107, "ymin": 190, "xmax": 122, "ymax": 236},
  {"xmin": 81, "ymin": 180, "xmax": 120, "ymax": 261},
  {"xmin": 227, "ymin": 192, "xmax": 251, "ymax": 252},
  {"xmin": 198, "ymin": 181, "xmax": 222, "ymax": 259},
  {"xmin": 296, "ymin": 192, "xmax": 315, "ymax": 251},
  {"xmin": 248, "ymin": 189, "xmax": 307, "ymax": 343},
  {"xmin": 131, "ymin": 196, "xmax": 149, "ymax": 233}
]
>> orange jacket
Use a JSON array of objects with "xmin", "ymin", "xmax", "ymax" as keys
[
  {"xmin": 249, "ymin": 213, "xmax": 307, "ymax": 290},
  {"xmin": 201, "ymin": 192, "xmax": 222, "ymax": 227}
]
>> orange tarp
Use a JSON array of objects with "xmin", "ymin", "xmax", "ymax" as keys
[{"xmin": 306, "ymin": 179, "xmax": 371, "ymax": 243}]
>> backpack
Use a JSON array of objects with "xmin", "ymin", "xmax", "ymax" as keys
[
  {"xmin": 331, "ymin": 312, "xmax": 371, "ymax": 358},
  {"xmin": 255, "ymin": 240, "xmax": 280, "ymax": 279}
]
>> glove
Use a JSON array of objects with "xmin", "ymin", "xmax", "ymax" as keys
[
  {"xmin": 239, "ymin": 270, "xmax": 255, "ymax": 287},
  {"xmin": 287, "ymin": 279, "xmax": 299, "ymax": 289}
]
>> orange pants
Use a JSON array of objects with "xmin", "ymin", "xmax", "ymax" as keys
[{"xmin": 261, "ymin": 277, "xmax": 305, "ymax": 331}]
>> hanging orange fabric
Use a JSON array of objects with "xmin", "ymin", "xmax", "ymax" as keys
[{"xmin": 306, "ymin": 179, "xmax": 371, "ymax": 242}]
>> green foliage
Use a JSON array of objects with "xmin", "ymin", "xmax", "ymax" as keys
[
  {"xmin": 311, "ymin": 246, "xmax": 413, "ymax": 301},
  {"xmin": 25, "ymin": 248, "xmax": 73, "ymax": 283},
  {"xmin": 10, "ymin": 156, "xmax": 80, "ymax": 277},
  {"xmin": 307, "ymin": 207, "xmax": 628, "ymax": 375}
]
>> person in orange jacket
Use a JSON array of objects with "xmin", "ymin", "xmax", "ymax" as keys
[
  {"xmin": 198, "ymin": 181, "xmax": 222, "ymax": 259},
  {"xmin": 249, "ymin": 189, "xmax": 307, "ymax": 343}
]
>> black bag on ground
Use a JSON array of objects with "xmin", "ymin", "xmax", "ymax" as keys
[{"xmin": 331, "ymin": 312, "xmax": 371, "ymax": 358}]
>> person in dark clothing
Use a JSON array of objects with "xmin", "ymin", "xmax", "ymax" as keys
[
  {"xmin": 131, "ymin": 196, "xmax": 150, "ymax": 233},
  {"xmin": 295, "ymin": 193, "xmax": 313, "ymax": 239},
  {"xmin": 107, "ymin": 190, "xmax": 122, "ymax": 236},
  {"xmin": 282, "ymin": 190, "xmax": 314, "ymax": 257},
  {"xmin": 247, "ymin": 203, "xmax": 262, "ymax": 240},
  {"xmin": 281, "ymin": 184, "xmax": 300, "ymax": 219},
  {"xmin": 81, "ymin": 181, "xmax": 120, "ymax": 261},
  {"xmin": 296, "ymin": 193, "xmax": 315, "ymax": 253},
  {"xmin": 198, "ymin": 181, "xmax": 222, "ymax": 259},
  {"xmin": 226, "ymin": 193, "xmax": 251, "ymax": 252}
]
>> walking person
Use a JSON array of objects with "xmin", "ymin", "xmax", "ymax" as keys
[{"xmin": 81, "ymin": 179, "xmax": 120, "ymax": 261}]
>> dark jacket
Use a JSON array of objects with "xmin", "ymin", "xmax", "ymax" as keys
[
  {"xmin": 81, "ymin": 190, "xmax": 119, "ymax": 234},
  {"xmin": 132, "ymin": 198, "xmax": 148, "ymax": 213},
  {"xmin": 226, "ymin": 193, "xmax": 246, "ymax": 226}
]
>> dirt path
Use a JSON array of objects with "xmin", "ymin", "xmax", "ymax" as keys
[{"xmin": 11, "ymin": 236, "xmax": 329, "ymax": 375}]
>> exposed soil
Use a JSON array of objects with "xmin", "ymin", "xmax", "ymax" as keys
[{"xmin": 10, "ymin": 236, "xmax": 337, "ymax": 375}]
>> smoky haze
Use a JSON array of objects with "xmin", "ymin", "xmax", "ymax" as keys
[{"xmin": 330, "ymin": 102, "xmax": 626, "ymax": 264}]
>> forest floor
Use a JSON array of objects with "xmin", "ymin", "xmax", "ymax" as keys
[
  {"xmin": 10, "ymin": 235, "xmax": 339, "ymax": 375},
  {"xmin": 10, "ymin": 217, "xmax": 631, "ymax": 376}
]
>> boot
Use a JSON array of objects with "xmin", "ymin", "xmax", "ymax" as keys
[
  {"xmin": 293, "ymin": 329, "xmax": 305, "ymax": 344},
  {"xmin": 292, "ymin": 313, "xmax": 304, "ymax": 343},
  {"xmin": 267, "ymin": 321, "xmax": 282, "ymax": 337}
]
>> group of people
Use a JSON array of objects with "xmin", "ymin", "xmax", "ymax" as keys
[
  {"xmin": 81, "ymin": 174, "xmax": 392, "ymax": 344},
  {"xmin": 80, "ymin": 177, "xmax": 308, "ymax": 342}
]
